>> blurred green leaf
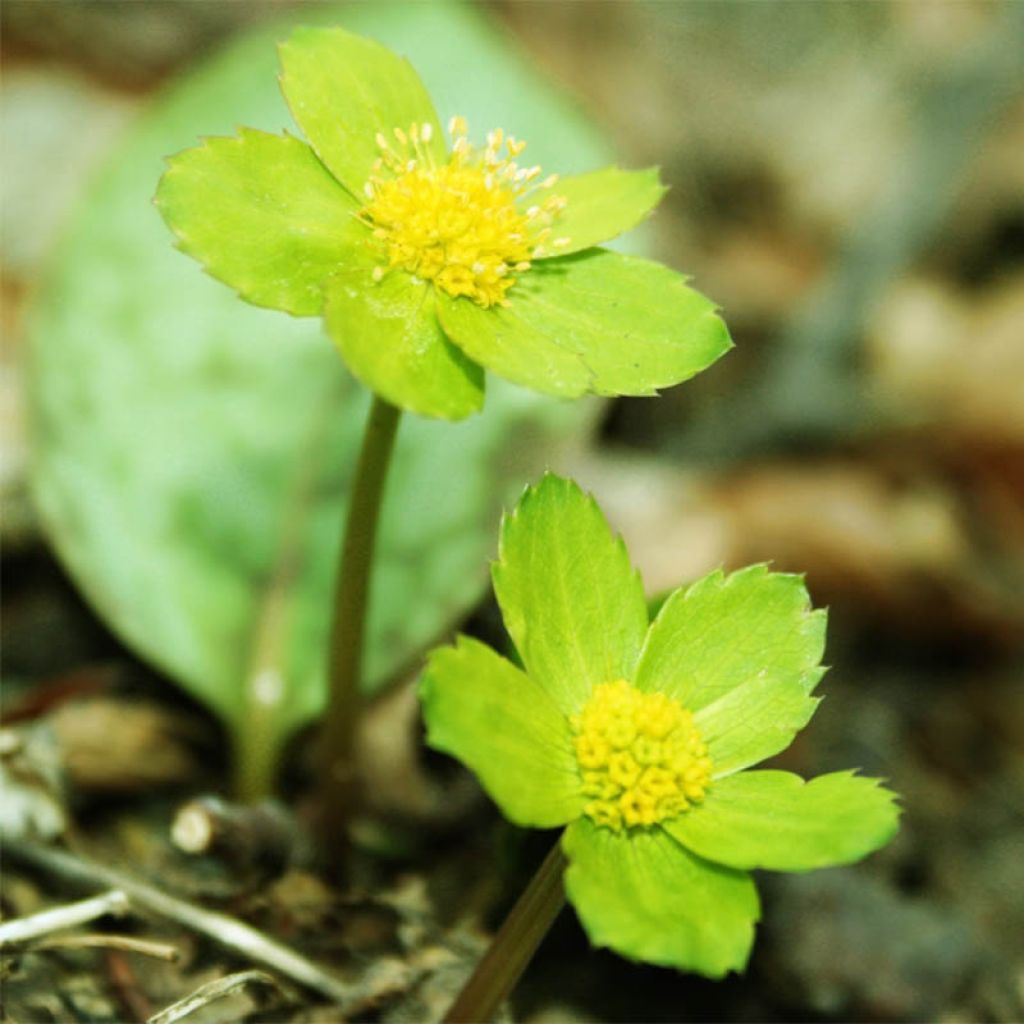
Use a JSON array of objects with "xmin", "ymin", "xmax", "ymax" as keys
[{"xmin": 27, "ymin": 3, "xmax": 633, "ymax": 771}]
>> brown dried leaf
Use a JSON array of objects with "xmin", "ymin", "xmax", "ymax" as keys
[{"xmin": 50, "ymin": 698, "xmax": 203, "ymax": 793}]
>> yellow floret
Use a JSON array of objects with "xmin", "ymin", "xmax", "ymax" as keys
[
  {"xmin": 572, "ymin": 680, "xmax": 712, "ymax": 832},
  {"xmin": 358, "ymin": 117, "xmax": 568, "ymax": 307}
]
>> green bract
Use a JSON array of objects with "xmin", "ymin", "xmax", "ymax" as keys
[
  {"xmin": 156, "ymin": 26, "xmax": 731, "ymax": 420},
  {"xmin": 419, "ymin": 474, "xmax": 900, "ymax": 977}
]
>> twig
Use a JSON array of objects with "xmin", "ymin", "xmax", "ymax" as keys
[
  {"xmin": 0, "ymin": 889, "xmax": 129, "ymax": 948},
  {"xmin": 146, "ymin": 969, "xmax": 282, "ymax": 1024},
  {"xmin": 30, "ymin": 933, "xmax": 180, "ymax": 961},
  {"xmin": 3, "ymin": 838, "xmax": 352, "ymax": 1003}
]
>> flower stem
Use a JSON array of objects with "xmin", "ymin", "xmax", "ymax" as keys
[
  {"xmin": 315, "ymin": 394, "xmax": 401, "ymax": 852},
  {"xmin": 445, "ymin": 839, "xmax": 567, "ymax": 1024}
]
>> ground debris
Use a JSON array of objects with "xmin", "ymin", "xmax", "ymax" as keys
[{"xmin": 3, "ymin": 839, "xmax": 353, "ymax": 1005}]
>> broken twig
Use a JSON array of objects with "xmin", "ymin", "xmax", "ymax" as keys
[{"xmin": 170, "ymin": 795, "xmax": 293, "ymax": 876}]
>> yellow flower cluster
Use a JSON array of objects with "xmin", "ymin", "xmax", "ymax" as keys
[
  {"xmin": 572, "ymin": 680, "xmax": 712, "ymax": 832},
  {"xmin": 358, "ymin": 117, "xmax": 567, "ymax": 307}
]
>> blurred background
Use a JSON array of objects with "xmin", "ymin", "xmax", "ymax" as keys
[{"xmin": 2, "ymin": 2, "xmax": 1022, "ymax": 1021}]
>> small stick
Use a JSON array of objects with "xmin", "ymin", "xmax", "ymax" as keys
[
  {"xmin": 30, "ymin": 933, "xmax": 180, "ymax": 961},
  {"xmin": 146, "ymin": 969, "xmax": 282, "ymax": 1024},
  {"xmin": 0, "ymin": 890, "xmax": 129, "ymax": 948},
  {"xmin": 170, "ymin": 796, "xmax": 292, "ymax": 872},
  {"xmin": 4, "ymin": 838, "xmax": 352, "ymax": 1003}
]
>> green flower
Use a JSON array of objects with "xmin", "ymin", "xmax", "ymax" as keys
[
  {"xmin": 155, "ymin": 26, "xmax": 731, "ymax": 420},
  {"xmin": 419, "ymin": 474, "xmax": 900, "ymax": 976}
]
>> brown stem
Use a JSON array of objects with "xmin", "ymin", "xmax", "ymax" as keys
[{"xmin": 445, "ymin": 839, "xmax": 567, "ymax": 1023}]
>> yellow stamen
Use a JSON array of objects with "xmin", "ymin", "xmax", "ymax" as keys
[
  {"xmin": 570, "ymin": 680, "xmax": 712, "ymax": 832},
  {"xmin": 358, "ymin": 117, "xmax": 567, "ymax": 308}
]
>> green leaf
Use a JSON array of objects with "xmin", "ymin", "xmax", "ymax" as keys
[
  {"xmin": 436, "ymin": 249, "xmax": 731, "ymax": 399},
  {"xmin": 536, "ymin": 166, "xmax": 667, "ymax": 257},
  {"xmin": 323, "ymin": 266, "xmax": 483, "ymax": 420},
  {"xmin": 155, "ymin": 128, "xmax": 362, "ymax": 316},
  {"xmin": 419, "ymin": 636, "xmax": 582, "ymax": 828},
  {"xmin": 278, "ymin": 26, "xmax": 445, "ymax": 200},
  {"xmin": 665, "ymin": 770, "xmax": 901, "ymax": 871},
  {"xmin": 562, "ymin": 817, "xmax": 759, "ymax": 977},
  {"xmin": 695, "ymin": 677, "xmax": 819, "ymax": 778},
  {"xmin": 492, "ymin": 475, "xmax": 648, "ymax": 717},
  {"xmin": 635, "ymin": 565, "xmax": 827, "ymax": 711},
  {"xmin": 27, "ymin": 4, "xmax": 614, "ymax": 775}
]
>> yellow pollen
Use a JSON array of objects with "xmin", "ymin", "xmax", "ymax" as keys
[
  {"xmin": 357, "ymin": 117, "xmax": 566, "ymax": 308},
  {"xmin": 571, "ymin": 680, "xmax": 712, "ymax": 833}
]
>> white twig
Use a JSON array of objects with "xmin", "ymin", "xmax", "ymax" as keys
[
  {"xmin": 30, "ymin": 933, "xmax": 180, "ymax": 961},
  {"xmin": 0, "ymin": 890, "xmax": 129, "ymax": 948},
  {"xmin": 4, "ymin": 839, "xmax": 351, "ymax": 1003},
  {"xmin": 146, "ymin": 969, "xmax": 281, "ymax": 1024}
]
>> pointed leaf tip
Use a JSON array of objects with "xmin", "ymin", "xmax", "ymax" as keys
[{"xmin": 494, "ymin": 473, "xmax": 648, "ymax": 715}]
